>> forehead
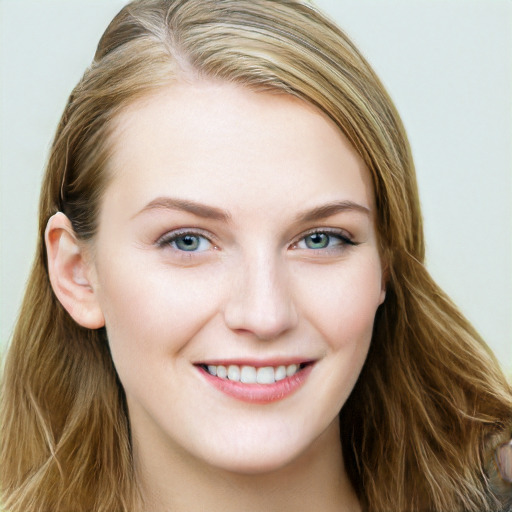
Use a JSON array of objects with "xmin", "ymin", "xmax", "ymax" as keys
[{"xmin": 103, "ymin": 80, "xmax": 374, "ymax": 220}]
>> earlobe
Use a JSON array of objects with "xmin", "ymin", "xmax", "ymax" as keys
[
  {"xmin": 379, "ymin": 287, "xmax": 386, "ymax": 305},
  {"xmin": 45, "ymin": 212, "xmax": 105, "ymax": 329},
  {"xmin": 379, "ymin": 262, "xmax": 389, "ymax": 305}
]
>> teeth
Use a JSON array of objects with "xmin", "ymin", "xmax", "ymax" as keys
[
  {"xmin": 286, "ymin": 364, "xmax": 298, "ymax": 377},
  {"xmin": 240, "ymin": 366, "xmax": 256, "ymax": 383},
  {"xmin": 275, "ymin": 365, "xmax": 287, "ymax": 381},
  {"xmin": 227, "ymin": 365, "xmax": 240, "ymax": 381},
  {"xmin": 257, "ymin": 366, "xmax": 275, "ymax": 384},
  {"xmin": 204, "ymin": 363, "xmax": 303, "ymax": 383}
]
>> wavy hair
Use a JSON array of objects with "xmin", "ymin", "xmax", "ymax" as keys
[{"xmin": 1, "ymin": 1, "xmax": 511, "ymax": 510}]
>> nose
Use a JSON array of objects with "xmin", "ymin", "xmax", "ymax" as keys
[{"xmin": 223, "ymin": 251, "xmax": 298, "ymax": 341}]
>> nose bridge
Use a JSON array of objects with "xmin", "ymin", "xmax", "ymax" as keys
[{"xmin": 223, "ymin": 246, "xmax": 297, "ymax": 340}]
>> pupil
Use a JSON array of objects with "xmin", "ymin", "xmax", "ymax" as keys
[
  {"xmin": 306, "ymin": 233, "xmax": 328, "ymax": 249},
  {"xmin": 178, "ymin": 235, "xmax": 199, "ymax": 250}
]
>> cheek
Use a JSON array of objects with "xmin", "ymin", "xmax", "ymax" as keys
[
  {"xmin": 307, "ymin": 258, "xmax": 383, "ymax": 411},
  {"xmin": 295, "ymin": 255, "xmax": 383, "ymax": 349},
  {"xmin": 93, "ymin": 256, "xmax": 220, "ymax": 364}
]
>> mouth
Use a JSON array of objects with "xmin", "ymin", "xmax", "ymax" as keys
[
  {"xmin": 194, "ymin": 360, "xmax": 315, "ymax": 403},
  {"xmin": 198, "ymin": 362, "xmax": 310, "ymax": 384}
]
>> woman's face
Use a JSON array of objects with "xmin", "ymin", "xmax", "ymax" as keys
[{"xmin": 88, "ymin": 81, "xmax": 385, "ymax": 474}]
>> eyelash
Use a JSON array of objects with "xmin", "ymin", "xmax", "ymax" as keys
[
  {"xmin": 156, "ymin": 229, "xmax": 216, "ymax": 253},
  {"xmin": 291, "ymin": 229, "xmax": 356, "ymax": 253},
  {"xmin": 156, "ymin": 228, "xmax": 356, "ymax": 255}
]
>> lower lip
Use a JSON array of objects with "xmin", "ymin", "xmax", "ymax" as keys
[{"xmin": 197, "ymin": 364, "xmax": 314, "ymax": 404}]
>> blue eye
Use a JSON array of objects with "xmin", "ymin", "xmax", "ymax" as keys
[
  {"xmin": 296, "ymin": 231, "xmax": 352, "ymax": 250},
  {"xmin": 158, "ymin": 232, "xmax": 212, "ymax": 252},
  {"xmin": 304, "ymin": 233, "xmax": 330, "ymax": 249}
]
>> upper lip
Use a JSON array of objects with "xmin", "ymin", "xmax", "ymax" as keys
[{"xmin": 194, "ymin": 358, "xmax": 316, "ymax": 368}]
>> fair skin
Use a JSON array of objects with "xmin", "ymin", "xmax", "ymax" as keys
[{"xmin": 46, "ymin": 81, "xmax": 385, "ymax": 512}]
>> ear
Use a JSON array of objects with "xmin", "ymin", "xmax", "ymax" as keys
[
  {"xmin": 379, "ymin": 261, "xmax": 388, "ymax": 305},
  {"xmin": 45, "ymin": 212, "xmax": 105, "ymax": 329}
]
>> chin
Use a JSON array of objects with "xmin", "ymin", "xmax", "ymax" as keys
[
  {"xmin": 198, "ymin": 431, "xmax": 321, "ymax": 476},
  {"xmin": 207, "ymin": 451, "xmax": 300, "ymax": 476}
]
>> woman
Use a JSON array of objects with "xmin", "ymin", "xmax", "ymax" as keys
[{"xmin": 1, "ymin": 0, "xmax": 511, "ymax": 510}]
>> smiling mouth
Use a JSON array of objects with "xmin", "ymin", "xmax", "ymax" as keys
[
  {"xmin": 195, "ymin": 361, "xmax": 315, "ymax": 403},
  {"xmin": 197, "ymin": 362, "xmax": 311, "ymax": 385}
]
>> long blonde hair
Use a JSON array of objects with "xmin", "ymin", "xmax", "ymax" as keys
[{"xmin": 1, "ymin": 1, "xmax": 511, "ymax": 511}]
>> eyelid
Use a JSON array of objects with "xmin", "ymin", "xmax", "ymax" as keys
[
  {"xmin": 290, "ymin": 227, "xmax": 355, "ymax": 248},
  {"xmin": 154, "ymin": 226, "xmax": 356, "ymax": 253},
  {"xmin": 155, "ymin": 228, "xmax": 217, "ymax": 249}
]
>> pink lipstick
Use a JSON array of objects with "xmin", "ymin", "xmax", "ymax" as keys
[{"xmin": 195, "ymin": 360, "xmax": 314, "ymax": 404}]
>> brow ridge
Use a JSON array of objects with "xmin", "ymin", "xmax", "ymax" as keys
[
  {"xmin": 136, "ymin": 197, "xmax": 369, "ymax": 224},
  {"xmin": 136, "ymin": 197, "xmax": 231, "ymax": 221},
  {"xmin": 295, "ymin": 200, "xmax": 370, "ymax": 223}
]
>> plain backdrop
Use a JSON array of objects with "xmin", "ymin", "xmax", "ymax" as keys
[{"xmin": 1, "ymin": 0, "xmax": 511, "ymax": 375}]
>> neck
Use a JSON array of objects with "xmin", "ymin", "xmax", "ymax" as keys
[{"xmin": 134, "ymin": 419, "xmax": 361, "ymax": 512}]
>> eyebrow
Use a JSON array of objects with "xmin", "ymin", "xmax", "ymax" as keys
[
  {"xmin": 135, "ymin": 197, "xmax": 370, "ymax": 223},
  {"xmin": 135, "ymin": 197, "xmax": 232, "ymax": 221},
  {"xmin": 294, "ymin": 200, "xmax": 370, "ymax": 223}
]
